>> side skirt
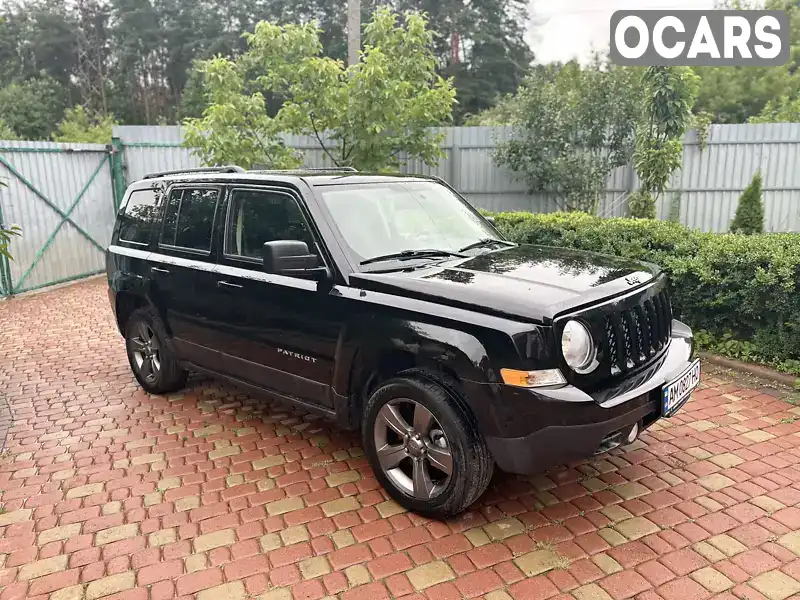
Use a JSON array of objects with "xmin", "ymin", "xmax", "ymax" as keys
[{"xmin": 183, "ymin": 362, "xmax": 341, "ymax": 423}]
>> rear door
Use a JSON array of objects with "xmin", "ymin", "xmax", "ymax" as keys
[
  {"xmin": 149, "ymin": 185, "xmax": 224, "ymax": 368},
  {"xmin": 107, "ymin": 184, "xmax": 163, "ymax": 316},
  {"xmin": 212, "ymin": 185, "xmax": 343, "ymax": 408}
]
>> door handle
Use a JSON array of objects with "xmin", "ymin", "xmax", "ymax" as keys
[
  {"xmin": 217, "ymin": 280, "xmax": 243, "ymax": 289},
  {"xmin": 151, "ymin": 267, "xmax": 170, "ymax": 274}
]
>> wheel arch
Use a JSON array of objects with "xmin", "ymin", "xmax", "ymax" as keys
[
  {"xmin": 341, "ymin": 320, "xmax": 501, "ymax": 435},
  {"xmin": 360, "ymin": 357, "xmax": 495, "ymax": 518},
  {"xmin": 114, "ymin": 291, "xmax": 148, "ymax": 335},
  {"xmin": 110, "ymin": 270, "xmax": 168, "ymax": 337}
]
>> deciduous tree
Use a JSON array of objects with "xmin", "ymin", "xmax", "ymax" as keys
[
  {"xmin": 0, "ymin": 119, "xmax": 19, "ymax": 140},
  {"xmin": 692, "ymin": 0, "xmax": 800, "ymax": 123},
  {"xmin": 183, "ymin": 58, "xmax": 299, "ymax": 169},
  {"xmin": 52, "ymin": 106, "xmax": 118, "ymax": 144},
  {"xmin": 493, "ymin": 58, "xmax": 639, "ymax": 213},
  {"xmin": 0, "ymin": 75, "xmax": 68, "ymax": 140},
  {"xmin": 389, "ymin": 0, "xmax": 533, "ymax": 122},
  {"xmin": 749, "ymin": 96, "xmax": 800, "ymax": 123},
  {"xmin": 0, "ymin": 0, "xmax": 77, "ymax": 87},
  {"xmin": 631, "ymin": 67, "xmax": 699, "ymax": 219},
  {"xmin": 185, "ymin": 8, "xmax": 456, "ymax": 171}
]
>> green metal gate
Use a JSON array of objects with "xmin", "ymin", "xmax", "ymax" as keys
[{"xmin": 0, "ymin": 141, "xmax": 124, "ymax": 297}]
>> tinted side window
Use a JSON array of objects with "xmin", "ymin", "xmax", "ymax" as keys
[
  {"xmin": 225, "ymin": 190, "xmax": 314, "ymax": 260},
  {"xmin": 160, "ymin": 188, "xmax": 219, "ymax": 252},
  {"xmin": 118, "ymin": 189, "xmax": 159, "ymax": 245},
  {"xmin": 160, "ymin": 189, "xmax": 182, "ymax": 245}
]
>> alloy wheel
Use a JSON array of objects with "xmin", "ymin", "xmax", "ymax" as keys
[
  {"xmin": 130, "ymin": 322, "xmax": 161, "ymax": 384},
  {"xmin": 373, "ymin": 398, "xmax": 453, "ymax": 500}
]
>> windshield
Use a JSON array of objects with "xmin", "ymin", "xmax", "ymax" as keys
[{"xmin": 318, "ymin": 181, "xmax": 500, "ymax": 264}]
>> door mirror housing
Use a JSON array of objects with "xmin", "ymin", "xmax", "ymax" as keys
[
  {"xmin": 484, "ymin": 215, "xmax": 496, "ymax": 226},
  {"xmin": 262, "ymin": 241, "xmax": 328, "ymax": 280}
]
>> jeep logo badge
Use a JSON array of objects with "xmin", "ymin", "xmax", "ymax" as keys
[{"xmin": 625, "ymin": 275, "xmax": 641, "ymax": 286}]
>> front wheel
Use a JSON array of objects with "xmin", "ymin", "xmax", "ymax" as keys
[
  {"xmin": 125, "ymin": 307, "xmax": 186, "ymax": 395},
  {"xmin": 362, "ymin": 373, "xmax": 494, "ymax": 519}
]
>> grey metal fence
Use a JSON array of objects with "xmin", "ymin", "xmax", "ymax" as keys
[
  {"xmin": 114, "ymin": 123, "xmax": 800, "ymax": 233},
  {"xmin": 0, "ymin": 140, "xmax": 116, "ymax": 296},
  {"xmin": 1, "ymin": 123, "xmax": 798, "ymax": 296}
]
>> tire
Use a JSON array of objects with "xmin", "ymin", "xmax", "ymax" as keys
[
  {"xmin": 362, "ymin": 371, "xmax": 494, "ymax": 519},
  {"xmin": 125, "ymin": 307, "xmax": 187, "ymax": 395}
]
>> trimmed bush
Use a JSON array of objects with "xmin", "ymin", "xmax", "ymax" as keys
[
  {"xmin": 493, "ymin": 211, "xmax": 800, "ymax": 372},
  {"xmin": 730, "ymin": 171, "xmax": 765, "ymax": 234}
]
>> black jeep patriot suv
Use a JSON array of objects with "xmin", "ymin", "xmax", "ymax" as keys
[{"xmin": 106, "ymin": 166, "xmax": 699, "ymax": 518}]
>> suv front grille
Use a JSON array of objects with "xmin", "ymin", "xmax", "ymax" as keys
[{"xmin": 604, "ymin": 289, "xmax": 672, "ymax": 374}]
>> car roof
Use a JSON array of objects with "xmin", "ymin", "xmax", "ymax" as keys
[{"xmin": 131, "ymin": 171, "xmax": 437, "ymax": 189}]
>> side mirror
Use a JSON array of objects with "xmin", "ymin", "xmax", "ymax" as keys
[
  {"xmin": 262, "ymin": 241, "xmax": 328, "ymax": 280},
  {"xmin": 485, "ymin": 216, "xmax": 496, "ymax": 225}
]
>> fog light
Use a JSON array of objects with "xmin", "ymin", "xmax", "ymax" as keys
[{"xmin": 626, "ymin": 423, "xmax": 639, "ymax": 444}]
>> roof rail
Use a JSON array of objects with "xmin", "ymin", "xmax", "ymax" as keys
[
  {"xmin": 142, "ymin": 165, "xmax": 245, "ymax": 180},
  {"xmin": 305, "ymin": 167, "xmax": 358, "ymax": 172},
  {"xmin": 249, "ymin": 167, "xmax": 358, "ymax": 174}
]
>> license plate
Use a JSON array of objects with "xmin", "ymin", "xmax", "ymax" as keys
[{"xmin": 662, "ymin": 358, "xmax": 701, "ymax": 417}]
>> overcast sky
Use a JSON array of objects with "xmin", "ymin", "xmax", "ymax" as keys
[{"xmin": 526, "ymin": 0, "xmax": 719, "ymax": 64}]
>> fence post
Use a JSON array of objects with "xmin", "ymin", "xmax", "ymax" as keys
[
  {"xmin": 450, "ymin": 143, "xmax": 462, "ymax": 193},
  {"xmin": 0, "ymin": 182, "xmax": 11, "ymax": 296},
  {"xmin": 0, "ymin": 249, "xmax": 10, "ymax": 297},
  {"xmin": 624, "ymin": 161, "xmax": 637, "ymax": 217},
  {"xmin": 110, "ymin": 137, "xmax": 127, "ymax": 209}
]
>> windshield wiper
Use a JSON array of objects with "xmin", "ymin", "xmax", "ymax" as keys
[
  {"xmin": 360, "ymin": 249, "xmax": 467, "ymax": 266},
  {"xmin": 458, "ymin": 238, "xmax": 516, "ymax": 253}
]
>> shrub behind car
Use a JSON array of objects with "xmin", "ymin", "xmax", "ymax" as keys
[{"xmin": 494, "ymin": 211, "xmax": 800, "ymax": 372}]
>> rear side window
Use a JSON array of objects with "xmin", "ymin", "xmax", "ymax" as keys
[
  {"xmin": 118, "ymin": 189, "xmax": 159, "ymax": 245},
  {"xmin": 160, "ymin": 187, "xmax": 220, "ymax": 253}
]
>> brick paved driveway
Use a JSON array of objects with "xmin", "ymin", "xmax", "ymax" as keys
[{"xmin": 2, "ymin": 278, "xmax": 800, "ymax": 600}]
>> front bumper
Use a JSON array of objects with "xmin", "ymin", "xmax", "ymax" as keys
[{"xmin": 486, "ymin": 319, "xmax": 695, "ymax": 475}]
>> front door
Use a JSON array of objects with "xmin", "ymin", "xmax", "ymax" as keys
[{"xmin": 212, "ymin": 186, "xmax": 342, "ymax": 409}]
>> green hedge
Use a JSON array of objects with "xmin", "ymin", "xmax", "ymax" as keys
[{"xmin": 492, "ymin": 211, "xmax": 800, "ymax": 375}]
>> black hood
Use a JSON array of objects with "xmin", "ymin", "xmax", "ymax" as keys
[{"xmin": 350, "ymin": 244, "xmax": 661, "ymax": 323}]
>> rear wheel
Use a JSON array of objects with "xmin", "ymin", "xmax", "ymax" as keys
[
  {"xmin": 125, "ymin": 308, "xmax": 186, "ymax": 394},
  {"xmin": 362, "ymin": 373, "xmax": 493, "ymax": 519}
]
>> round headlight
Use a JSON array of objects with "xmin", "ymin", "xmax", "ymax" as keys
[{"xmin": 561, "ymin": 320, "xmax": 596, "ymax": 373}]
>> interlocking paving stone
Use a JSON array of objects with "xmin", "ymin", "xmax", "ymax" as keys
[
  {"xmin": 484, "ymin": 518, "xmax": 526, "ymax": 541},
  {"xmin": 406, "ymin": 561, "xmax": 455, "ymax": 590},
  {"xmin": 1, "ymin": 278, "xmax": 800, "ymax": 600},
  {"xmin": 690, "ymin": 566, "xmax": 734, "ymax": 592},
  {"xmin": 514, "ymin": 549, "xmax": 565, "ymax": 576},
  {"xmin": 750, "ymin": 571, "xmax": 800, "ymax": 600}
]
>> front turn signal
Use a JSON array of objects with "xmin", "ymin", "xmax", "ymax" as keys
[{"xmin": 500, "ymin": 368, "xmax": 567, "ymax": 388}]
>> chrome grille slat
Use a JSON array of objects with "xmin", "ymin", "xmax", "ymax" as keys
[
  {"xmin": 624, "ymin": 310, "xmax": 642, "ymax": 366},
  {"xmin": 633, "ymin": 304, "xmax": 650, "ymax": 358},
  {"xmin": 605, "ymin": 317, "xmax": 618, "ymax": 372},
  {"xmin": 608, "ymin": 313, "xmax": 627, "ymax": 372},
  {"xmin": 644, "ymin": 299, "xmax": 658, "ymax": 352}
]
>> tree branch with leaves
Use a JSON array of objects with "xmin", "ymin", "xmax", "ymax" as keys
[
  {"xmin": 0, "ymin": 180, "xmax": 21, "ymax": 261},
  {"xmin": 184, "ymin": 8, "xmax": 456, "ymax": 172},
  {"xmin": 183, "ymin": 57, "xmax": 300, "ymax": 169},
  {"xmin": 52, "ymin": 106, "xmax": 118, "ymax": 144}
]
